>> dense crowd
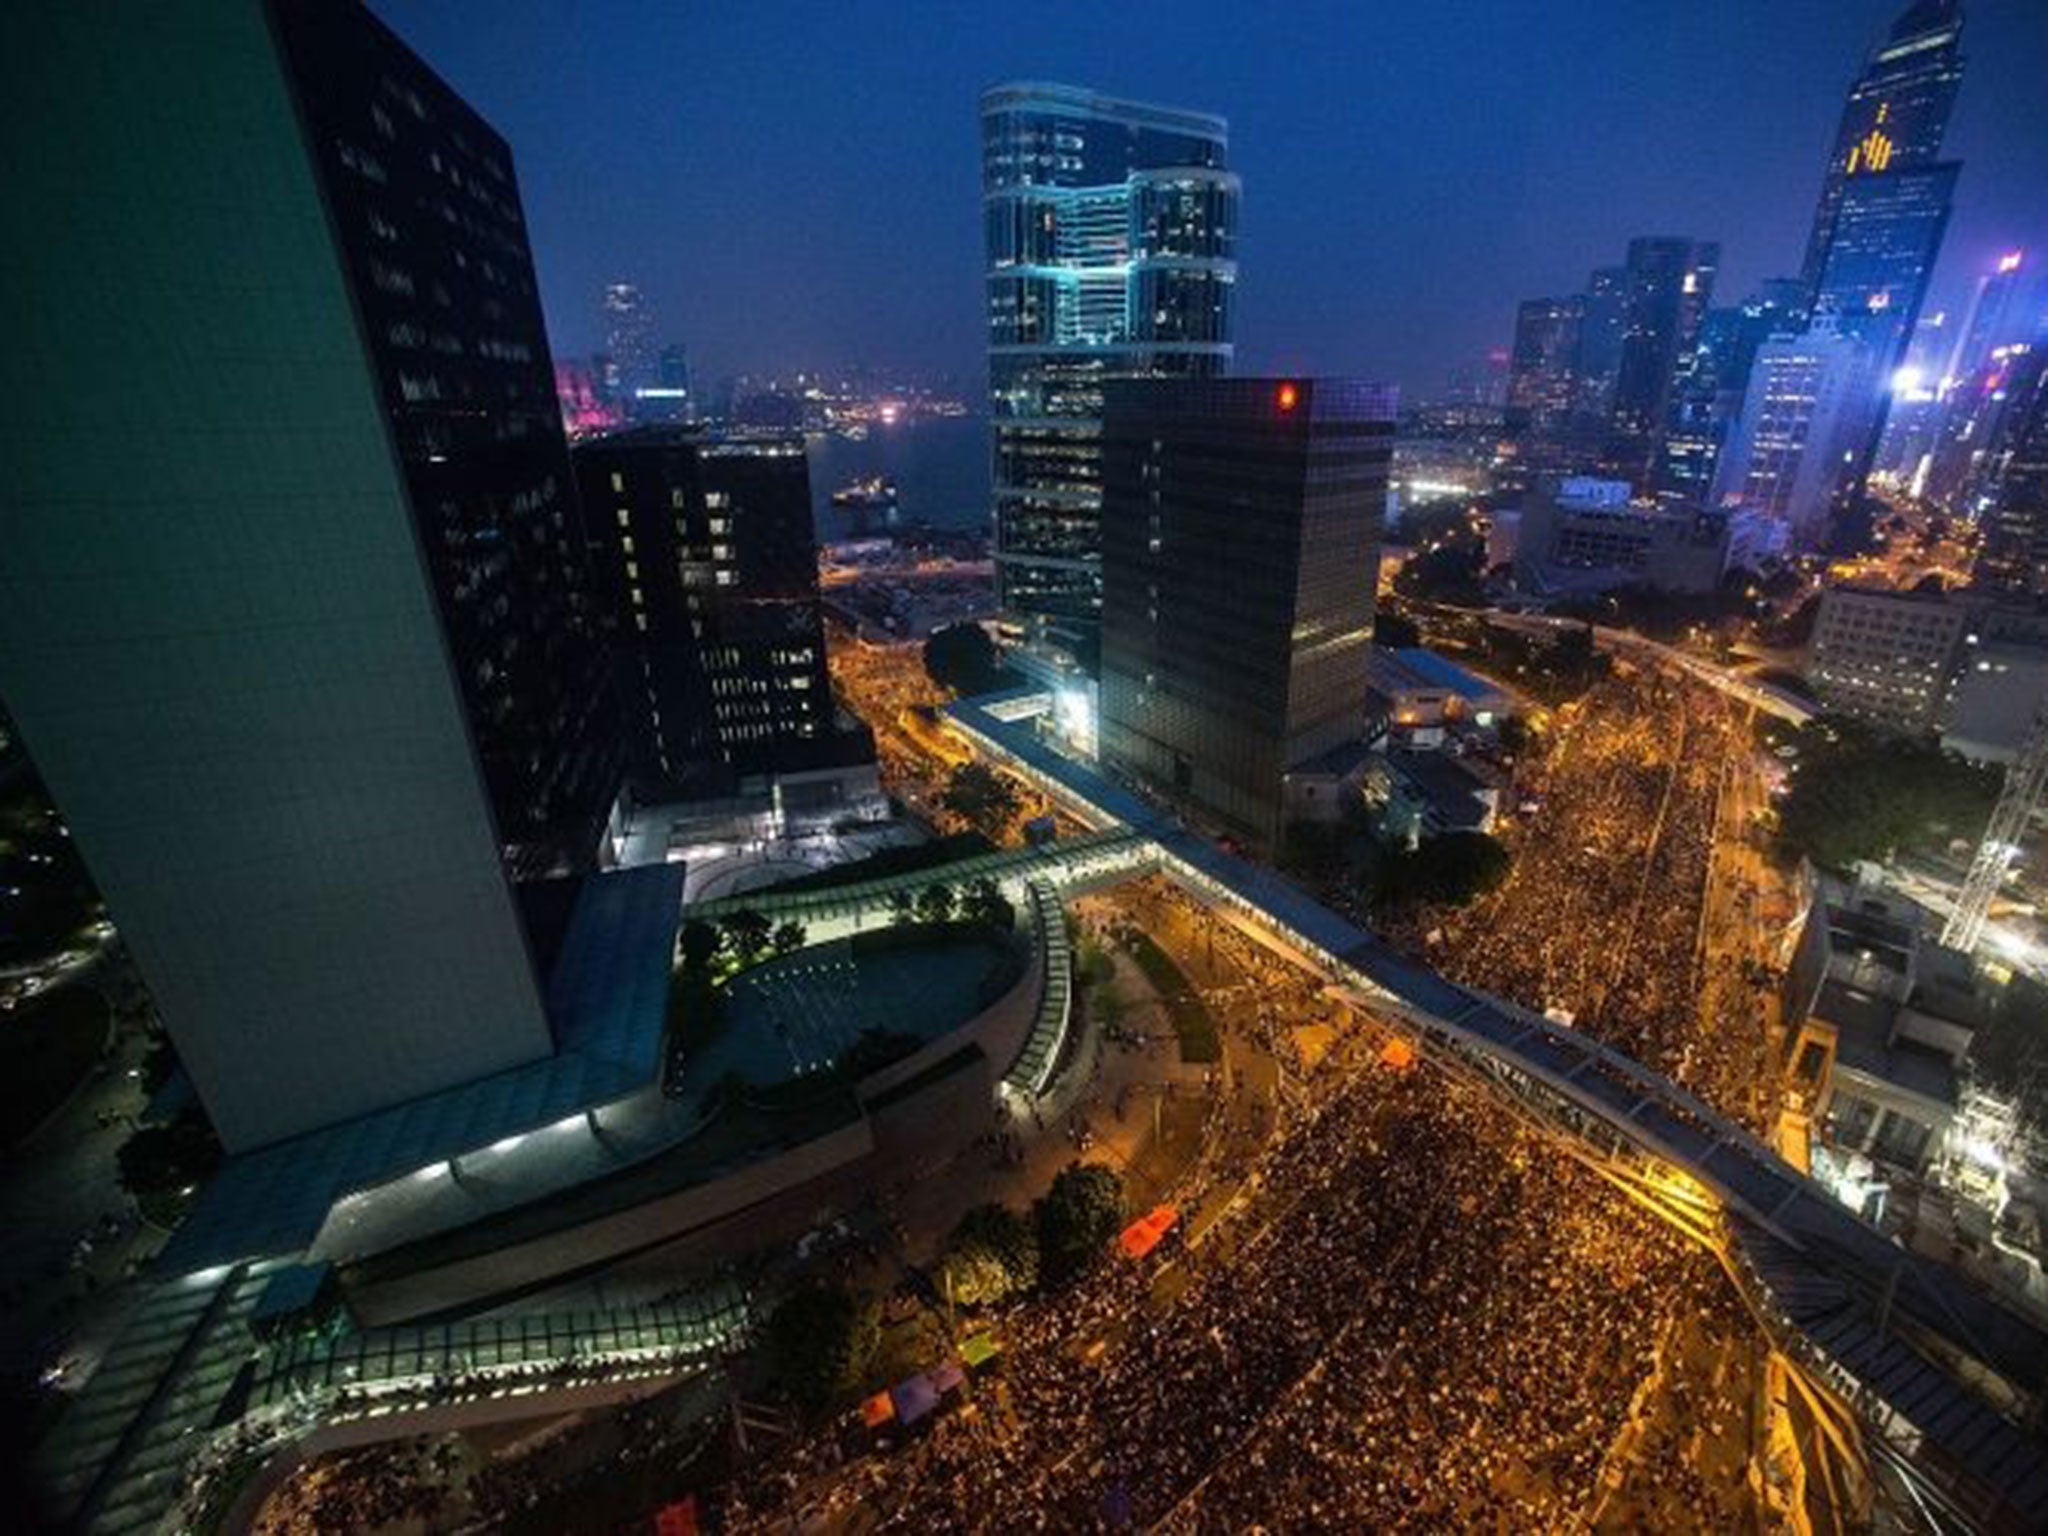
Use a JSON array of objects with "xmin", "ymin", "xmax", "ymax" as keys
[
  {"xmin": 722, "ymin": 1025, "xmax": 1730, "ymax": 1532},
  {"xmin": 1409, "ymin": 674, "xmax": 1776, "ymax": 1130}
]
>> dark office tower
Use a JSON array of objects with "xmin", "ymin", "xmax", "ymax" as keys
[
  {"xmin": 1949, "ymin": 250, "xmax": 2026, "ymax": 384},
  {"xmin": 1506, "ymin": 297, "xmax": 1583, "ymax": 436},
  {"xmin": 1800, "ymin": 1, "xmax": 1964, "ymax": 297},
  {"xmin": 982, "ymin": 82, "xmax": 1237, "ymax": 689},
  {"xmin": 1972, "ymin": 353, "xmax": 2048, "ymax": 598},
  {"xmin": 1608, "ymin": 238, "xmax": 1719, "ymax": 480},
  {"xmin": 1572, "ymin": 265, "xmax": 1629, "ymax": 418},
  {"xmin": 573, "ymin": 428, "xmax": 869, "ymax": 803},
  {"xmin": 2, "ymin": 0, "xmax": 610, "ymax": 1149},
  {"xmin": 603, "ymin": 281, "xmax": 656, "ymax": 403},
  {"xmin": 275, "ymin": 1, "xmax": 621, "ymax": 883},
  {"xmin": 1099, "ymin": 379, "xmax": 1395, "ymax": 855}
]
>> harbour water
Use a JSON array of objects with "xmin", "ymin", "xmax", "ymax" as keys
[{"xmin": 806, "ymin": 414, "xmax": 990, "ymax": 538}]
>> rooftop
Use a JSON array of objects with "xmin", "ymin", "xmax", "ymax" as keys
[{"xmin": 154, "ymin": 863, "xmax": 685, "ymax": 1276}]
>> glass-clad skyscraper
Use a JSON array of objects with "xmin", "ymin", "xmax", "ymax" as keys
[
  {"xmin": 1799, "ymin": 1, "xmax": 1964, "ymax": 297},
  {"xmin": 982, "ymin": 82, "xmax": 1237, "ymax": 689}
]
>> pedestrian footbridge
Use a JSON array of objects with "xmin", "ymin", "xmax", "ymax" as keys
[{"xmin": 895, "ymin": 690, "xmax": 2048, "ymax": 1532}]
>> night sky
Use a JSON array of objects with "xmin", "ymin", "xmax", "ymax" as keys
[{"xmin": 376, "ymin": 0, "xmax": 2048, "ymax": 401}]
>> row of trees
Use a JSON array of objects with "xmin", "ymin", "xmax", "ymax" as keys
[
  {"xmin": 678, "ymin": 911, "xmax": 808, "ymax": 974},
  {"xmin": 939, "ymin": 760, "xmax": 1023, "ymax": 839},
  {"xmin": 938, "ymin": 1160, "xmax": 1125, "ymax": 1306},
  {"xmin": 887, "ymin": 875, "xmax": 1015, "ymax": 932},
  {"xmin": 762, "ymin": 1162, "xmax": 1125, "ymax": 1417}
]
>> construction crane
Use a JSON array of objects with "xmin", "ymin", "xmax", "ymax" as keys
[{"xmin": 1943, "ymin": 703, "xmax": 2048, "ymax": 953}]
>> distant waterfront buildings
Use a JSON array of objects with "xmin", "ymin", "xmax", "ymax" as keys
[
  {"xmin": 1, "ymin": 0, "xmax": 620, "ymax": 1149},
  {"xmin": 981, "ymin": 81, "xmax": 1237, "ymax": 696},
  {"xmin": 1098, "ymin": 378, "xmax": 1394, "ymax": 854}
]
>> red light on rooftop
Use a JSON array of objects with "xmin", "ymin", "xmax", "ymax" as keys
[{"xmin": 1276, "ymin": 381, "xmax": 1300, "ymax": 412}]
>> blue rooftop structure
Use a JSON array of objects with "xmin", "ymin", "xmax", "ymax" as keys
[
  {"xmin": 155, "ymin": 863, "xmax": 684, "ymax": 1276},
  {"xmin": 1392, "ymin": 646, "xmax": 1507, "ymax": 704}
]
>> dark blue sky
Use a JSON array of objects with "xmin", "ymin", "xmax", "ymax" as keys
[{"xmin": 377, "ymin": 0, "xmax": 2048, "ymax": 400}]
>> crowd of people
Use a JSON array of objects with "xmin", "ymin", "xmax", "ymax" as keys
[
  {"xmin": 720, "ymin": 955, "xmax": 1747, "ymax": 1532},
  {"xmin": 1406, "ymin": 673, "xmax": 1778, "ymax": 1131}
]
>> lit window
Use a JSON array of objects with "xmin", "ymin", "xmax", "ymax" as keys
[
  {"xmin": 616, "ymin": 507, "xmax": 630, "ymax": 527},
  {"xmin": 621, "ymin": 536, "xmax": 635, "ymax": 555},
  {"xmin": 610, "ymin": 472, "xmax": 624, "ymax": 493}
]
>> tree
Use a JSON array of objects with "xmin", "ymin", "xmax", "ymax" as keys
[
  {"xmin": 679, "ymin": 919, "xmax": 721, "ymax": 973},
  {"xmin": 762, "ymin": 1283, "xmax": 880, "ymax": 1414},
  {"xmin": 916, "ymin": 881, "xmax": 957, "ymax": 925},
  {"xmin": 960, "ymin": 876, "xmax": 1014, "ymax": 932},
  {"xmin": 1774, "ymin": 717, "xmax": 1997, "ymax": 870},
  {"xmin": 888, "ymin": 889, "xmax": 918, "ymax": 927},
  {"xmin": 1369, "ymin": 831, "xmax": 1512, "ymax": 911},
  {"xmin": 1372, "ymin": 609, "xmax": 1422, "ymax": 649},
  {"xmin": 940, "ymin": 761, "xmax": 1022, "ymax": 839},
  {"xmin": 770, "ymin": 919, "xmax": 808, "ymax": 958},
  {"xmin": 116, "ymin": 1109, "xmax": 222, "ymax": 1200},
  {"xmin": 940, "ymin": 1203, "xmax": 1039, "ymax": 1305},
  {"xmin": 922, "ymin": 622, "xmax": 1007, "ymax": 696},
  {"xmin": 1034, "ymin": 1161, "xmax": 1125, "ymax": 1286},
  {"xmin": 720, "ymin": 909, "xmax": 774, "ymax": 966}
]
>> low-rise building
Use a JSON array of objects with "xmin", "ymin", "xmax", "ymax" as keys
[
  {"xmin": 1805, "ymin": 584, "xmax": 2048, "ymax": 743},
  {"xmin": 1366, "ymin": 647, "xmax": 1516, "ymax": 750},
  {"xmin": 1362, "ymin": 749, "xmax": 1501, "ymax": 848},
  {"xmin": 1512, "ymin": 477, "xmax": 1730, "ymax": 597},
  {"xmin": 1784, "ymin": 882, "xmax": 1990, "ymax": 1206}
]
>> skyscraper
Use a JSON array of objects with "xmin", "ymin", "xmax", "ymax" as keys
[
  {"xmin": 1948, "ymin": 249, "xmax": 2027, "ymax": 385},
  {"xmin": 1711, "ymin": 319, "xmax": 1878, "ymax": 550},
  {"xmin": 1657, "ymin": 279, "xmax": 1809, "ymax": 499},
  {"xmin": 1, "ymin": 0, "xmax": 618, "ymax": 1150},
  {"xmin": 982, "ymin": 82, "xmax": 1237, "ymax": 691},
  {"xmin": 603, "ymin": 281, "xmax": 656, "ymax": 405},
  {"xmin": 1974, "ymin": 352, "xmax": 2048, "ymax": 599},
  {"xmin": 1098, "ymin": 379, "xmax": 1394, "ymax": 855},
  {"xmin": 572, "ymin": 428, "xmax": 871, "ymax": 805},
  {"xmin": 1573, "ymin": 265, "xmax": 1630, "ymax": 418},
  {"xmin": 1607, "ymin": 237, "xmax": 1720, "ymax": 479},
  {"xmin": 1799, "ymin": 1, "xmax": 1965, "ymax": 298},
  {"xmin": 1505, "ymin": 297, "xmax": 1583, "ymax": 438}
]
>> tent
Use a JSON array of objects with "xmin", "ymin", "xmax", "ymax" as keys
[
  {"xmin": 1117, "ymin": 1204, "xmax": 1180, "ymax": 1260},
  {"xmin": 859, "ymin": 1390, "xmax": 896, "ymax": 1429},
  {"xmin": 891, "ymin": 1373, "xmax": 942, "ymax": 1426},
  {"xmin": 1379, "ymin": 1036, "xmax": 1417, "ymax": 1071},
  {"xmin": 652, "ymin": 1497, "xmax": 699, "ymax": 1536}
]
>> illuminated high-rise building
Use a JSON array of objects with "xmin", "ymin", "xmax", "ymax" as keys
[
  {"xmin": 602, "ymin": 281, "xmax": 656, "ymax": 403},
  {"xmin": 1711, "ymin": 318, "xmax": 1878, "ymax": 550},
  {"xmin": 1658, "ymin": 279, "xmax": 1808, "ymax": 500},
  {"xmin": 982, "ymin": 81, "xmax": 1237, "ymax": 690},
  {"xmin": 1948, "ymin": 250, "xmax": 2027, "ymax": 385},
  {"xmin": 1506, "ymin": 297, "xmax": 1583, "ymax": 437},
  {"xmin": 1972, "ymin": 352, "xmax": 2048, "ymax": 598},
  {"xmin": 1799, "ymin": 1, "xmax": 1965, "ymax": 298}
]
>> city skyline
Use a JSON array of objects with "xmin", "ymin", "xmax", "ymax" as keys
[{"xmin": 375, "ymin": 0, "xmax": 2048, "ymax": 398}]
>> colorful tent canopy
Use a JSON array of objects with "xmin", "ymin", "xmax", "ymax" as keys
[
  {"xmin": 960, "ymin": 1333, "xmax": 1002, "ymax": 1369},
  {"xmin": 1118, "ymin": 1204, "xmax": 1180, "ymax": 1260},
  {"xmin": 891, "ymin": 1373, "xmax": 942, "ymax": 1425},
  {"xmin": 652, "ymin": 1497, "xmax": 699, "ymax": 1536},
  {"xmin": 1379, "ymin": 1036, "xmax": 1417, "ymax": 1070},
  {"xmin": 859, "ymin": 1391, "xmax": 896, "ymax": 1428}
]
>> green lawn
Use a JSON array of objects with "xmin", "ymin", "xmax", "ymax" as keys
[
  {"xmin": 0, "ymin": 986, "xmax": 110, "ymax": 1146},
  {"xmin": 1120, "ymin": 931, "xmax": 1221, "ymax": 1064}
]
